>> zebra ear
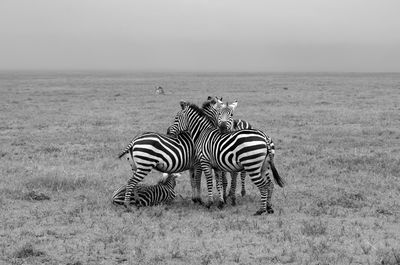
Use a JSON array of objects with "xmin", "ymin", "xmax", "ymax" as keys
[
  {"xmin": 213, "ymin": 97, "xmax": 223, "ymax": 109},
  {"xmin": 179, "ymin": 101, "xmax": 188, "ymax": 109},
  {"xmin": 230, "ymin": 100, "xmax": 238, "ymax": 111}
]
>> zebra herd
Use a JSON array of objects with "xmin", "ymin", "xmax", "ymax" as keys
[{"xmin": 114, "ymin": 96, "xmax": 284, "ymax": 215}]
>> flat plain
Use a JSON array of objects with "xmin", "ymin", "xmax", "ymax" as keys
[{"xmin": 1, "ymin": 71, "xmax": 399, "ymax": 265}]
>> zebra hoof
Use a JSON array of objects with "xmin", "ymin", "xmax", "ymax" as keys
[
  {"xmin": 205, "ymin": 201, "xmax": 213, "ymax": 209},
  {"xmin": 254, "ymin": 209, "xmax": 266, "ymax": 216},
  {"xmin": 241, "ymin": 190, "xmax": 246, "ymax": 197},
  {"xmin": 267, "ymin": 206, "xmax": 274, "ymax": 214},
  {"xmin": 192, "ymin": 197, "xmax": 203, "ymax": 205},
  {"xmin": 217, "ymin": 201, "xmax": 224, "ymax": 209},
  {"xmin": 124, "ymin": 204, "xmax": 133, "ymax": 212},
  {"xmin": 231, "ymin": 198, "xmax": 236, "ymax": 206}
]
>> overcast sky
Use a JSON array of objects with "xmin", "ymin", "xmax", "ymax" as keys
[{"xmin": 1, "ymin": 0, "xmax": 399, "ymax": 72}]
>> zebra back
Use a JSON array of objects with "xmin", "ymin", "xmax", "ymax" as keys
[{"xmin": 233, "ymin": 119, "xmax": 252, "ymax": 130}]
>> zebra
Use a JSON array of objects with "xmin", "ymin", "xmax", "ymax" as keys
[
  {"xmin": 216, "ymin": 100, "xmax": 280, "ymax": 205},
  {"xmin": 168, "ymin": 101, "xmax": 285, "ymax": 215},
  {"xmin": 198, "ymin": 96, "xmax": 243, "ymax": 204},
  {"xmin": 112, "ymin": 173, "xmax": 180, "ymax": 207},
  {"xmin": 229, "ymin": 118, "xmax": 253, "ymax": 197},
  {"xmin": 118, "ymin": 131, "xmax": 203, "ymax": 209},
  {"xmin": 196, "ymin": 97, "xmax": 275, "ymax": 205},
  {"xmin": 212, "ymin": 97, "xmax": 254, "ymax": 197}
]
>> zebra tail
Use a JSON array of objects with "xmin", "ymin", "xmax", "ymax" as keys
[
  {"xmin": 270, "ymin": 160, "xmax": 284, "ymax": 188},
  {"xmin": 118, "ymin": 133, "xmax": 142, "ymax": 159},
  {"xmin": 118, "ymin": 141, "xmax": 133, "ymax": 159},
  {"xmin": 267, "ymin": 140, "xmax": 285, "ymax": 188}
]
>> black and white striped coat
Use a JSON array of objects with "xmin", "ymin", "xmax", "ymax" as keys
[
  {"xmin": 118, "ymin": 131, "xmax": 201, "ymax": 208},
  {"xmin": 112, "ymin": 173, "xmax": 180, "ymax": 207},
  {"xmin": 168, "ymin": 102, "xmax": 284, "ymax": 215}
]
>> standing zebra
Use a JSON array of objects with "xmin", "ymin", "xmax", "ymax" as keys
[
  {"xmin": 168, "ymin": 101, "xmax": 284, "ymax": 215},
  {"xmin": 112, "ymin": 173, "xmax": 180, "ymax": 207},
  {"xmin": 118, "ymin": 131, "xmax": 203, "ymax": 209},
  {"xmin": 202, "ymin": 97, "xmax": 248, "ymax": 202},
  {"xmin": 214, "ymin": 97, "xmax": 254, "ymax": 198},
  {"xmin": 216, "ymin": 100, "xmax": 280, "ymax": 205}
]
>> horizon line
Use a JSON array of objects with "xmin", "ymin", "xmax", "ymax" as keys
[{"xmin": 1, "ymin": 68, "xmax": 400, "ymax": 74}]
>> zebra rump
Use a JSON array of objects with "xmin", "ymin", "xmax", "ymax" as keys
[{"xmin": 112, "ymin": 173, "xmax": 179, "ymax": 207}]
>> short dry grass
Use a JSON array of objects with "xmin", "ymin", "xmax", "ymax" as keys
[{"xmin": 1, "ymin": 71, "xmax": 399, "ymax": 265}]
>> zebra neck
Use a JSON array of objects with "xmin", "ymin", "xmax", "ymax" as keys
[
  {"xmin": 188, "ymin": 116, "xmax": 214, "ymax": 143},
  {"xmin": 165, "ymin": 182, "xmax": 175, "ymax": 189}
]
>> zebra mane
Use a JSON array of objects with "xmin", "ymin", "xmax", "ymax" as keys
[
  {"xmin": 201, "ymin": 98, "xmax": 217, "ymax": 110},
  {"xmin": 187, "ymin": 102, "xmax": 215, "ymax": 125}
]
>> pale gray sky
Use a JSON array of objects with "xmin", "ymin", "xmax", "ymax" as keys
[{"xmin": 1, "ymin": 0, "xmax": 399, "ymax": 72}]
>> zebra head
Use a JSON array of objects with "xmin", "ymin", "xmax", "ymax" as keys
[
  {"xmin": 168, "ymin": 100, "xmax": 190, "ymax": 135},
  {"xmin": 161, "ymin": 173, "xmax": 181, "ymax": 188},
  {"xmin": 202, "ymin": 96, "xmax": 222, "ymax": 126},
  {"xmin": 217, "ymin": 100, "xmax": 237, "ymax": 133}
]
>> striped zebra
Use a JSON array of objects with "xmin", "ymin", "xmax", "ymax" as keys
[
  {"xmin": 118, "ymin": 131, "xmax": 203, "ymax": 209},
  {"xmin": 229, "ymin": 118, "xmax": 253, "ymax": 197},
  {"xmin": 112, "ymin": 173, "xmax": 180, "ymax": 207},
  {"xmin": 212, "ymin": 97, "xmax": 254, "ymax": 198},
  {"xmin": 198, "ymin": 97, "xmax": 275, "ymax": 205},
  {"xmin": 168, "ymin": 101, "xmax": 284, "ymax": 215},
  {"xmin": 216, "ymin": 100, "xmax": 280, "ymax": 205}
]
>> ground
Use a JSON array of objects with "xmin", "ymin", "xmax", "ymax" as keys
[{"xmin": 1, "ymin": 72, "xmax": 399, "ymax": 265}]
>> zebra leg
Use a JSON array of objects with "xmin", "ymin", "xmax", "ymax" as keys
[
  {"xmin": 189, "ymin": 169, "xmax": 198, "ymax": 203},
  {"xmin": 201, "ymin": 164, "xmax": 215, "ymax": 208},
  {"xmin": 221, "ymin": 171, "xmax": 228, "ymax": 203},
  {"xmin": 215, "ymin": 170, "xmax": 225, "ymax": 209},
  {"xmin": 124, "ymin": 171, "xmax": 145, "ymax": 210},
  {"xmin": 228, "ymin": 172, "xmax": 238, "ymax": 206},
  {"xmin": 240, "ymin": 171, "xmax": 246, "ymax": 196},
  {"xmin": 192, "ymin": 167, "xmax": 204, "ymax": 205},
  {"xmin": 264, "ymin": 172, "xmax": 274, "ymax": 214},
  {"xmin": 247, "ymin": 171, "xmax": 269, "ymax": 215}
]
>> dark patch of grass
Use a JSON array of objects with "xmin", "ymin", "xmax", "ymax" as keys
[
  {"xmin": 21, "ymin": 190, "xmax": 50, "ymax": 201},
  {"xmin": 14, "ymin": 243, "xmax": 46, "ymax": 258},
  {"xmin": 301, "ymin": 219, "xmax": 328, "ymax": 236},
  {"xmin": 376, "ymin": 208, "xmax": 393, "ymax": 216},
  {"xmin": 66, "ymin": 262, "xmax": 83, "ymax": 265},
  {"xmin": 331, "ymin": 191, "xmax": 366, "ymax": 209},
  {"xmin": 11, "ymin": 140, "xmax": 26, "ymax": 146},
  {"xmin": 40, "ymin": 146, "xmax": 62, "ymax": 153},
  {"xmin": 376, "ymin": 247, "xmax": 400, "ymax": 265},
  {"xmin": 311, "ymin": 190, "xmax": 367, "ymax": 215},
  {"xmin": 325, "ymin": 153, "xmax": 399, "ymax": 177},
  {"xmin": 0, "ymin": 125, "xmax": 13, "ymax": 130}
]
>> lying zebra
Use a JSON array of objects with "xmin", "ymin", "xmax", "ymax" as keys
[{"xmin": 112, "ymin": 173, "xmax": 180, "ymax": 207}]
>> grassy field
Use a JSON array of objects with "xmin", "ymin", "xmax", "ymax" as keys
[{"xmin": 1, "ymin": 71, "xmax": 399, "ymax": 265}]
